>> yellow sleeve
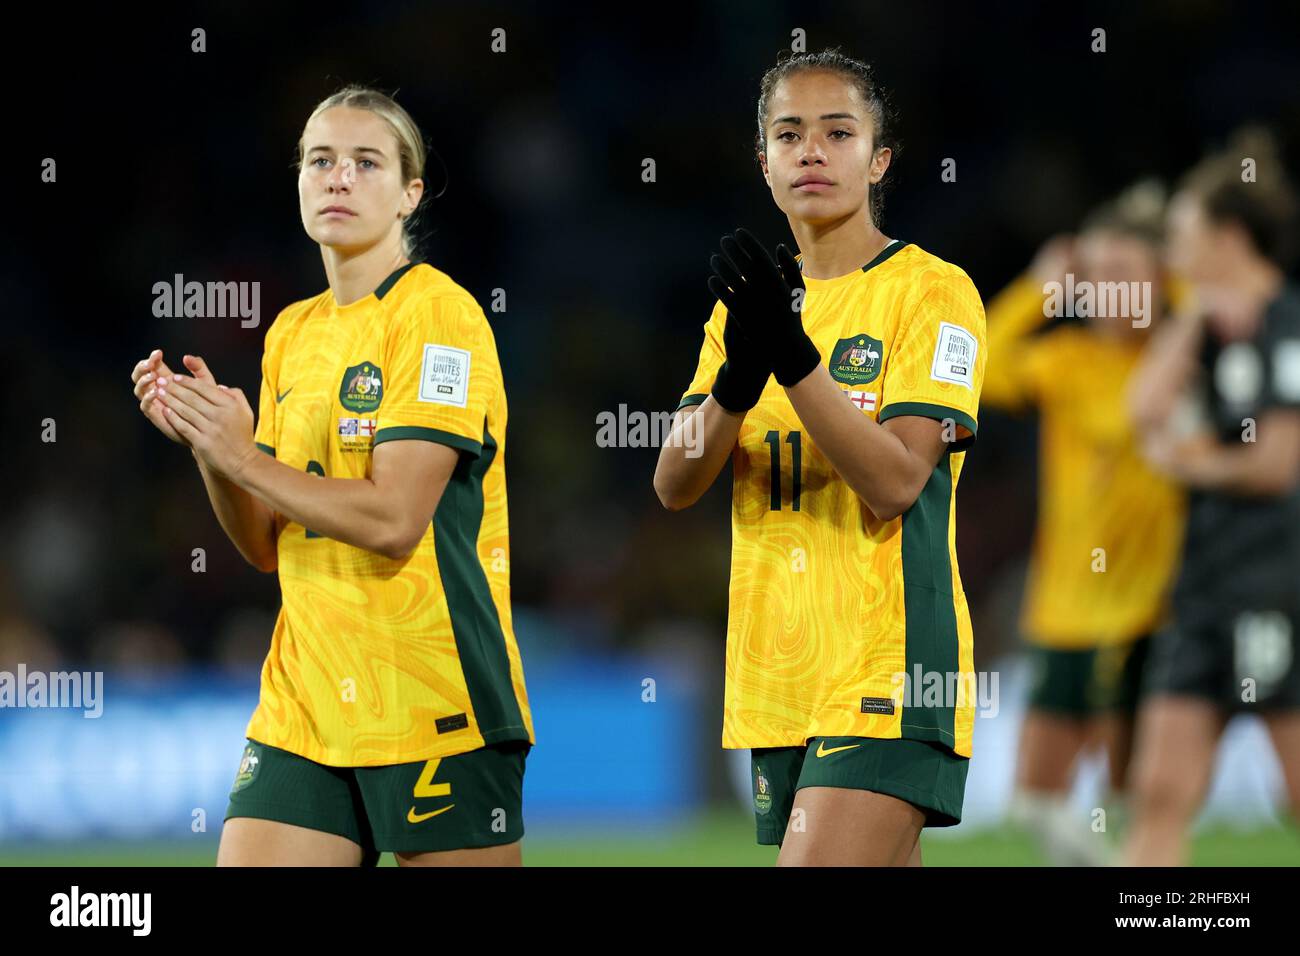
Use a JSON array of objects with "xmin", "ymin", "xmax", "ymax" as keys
[
  {"xmin": 676, "ymin": 301, "xmax": 727, "ymax": 411},
  {"xmin": 374, "ymin": 293, "xmax": 494, "ymax": 458},
  {"xmin": 1164, "ymin": 272, "xmax": 1192, "ymax": 313},
  {"xmin": 878, "ymin": 272, "xmax": 987, "ymax": 451},
  {"xmin": 253, "ymin": 321, "xmax": 282, "ymax": 456},
  {"xmin": 981, "ymin": 274, "xmax": 1054, "ymax": 412}
]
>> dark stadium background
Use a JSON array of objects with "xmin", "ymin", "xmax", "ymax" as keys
[{"xmin": 4, "ymin": 1, "xmax": 1299, "ymax": 863}]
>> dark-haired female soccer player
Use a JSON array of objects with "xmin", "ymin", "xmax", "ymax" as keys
[
  {"xmin": 655, "ymin": 50, "xmax": 987, "ymax": 866},
  {"xmin": 1125, "ymin": 129, "xmax": 1300, "ymax": 865},
  {"xmin": 129, "ymin": 87, "xmax": 533, "ymax": 866}
]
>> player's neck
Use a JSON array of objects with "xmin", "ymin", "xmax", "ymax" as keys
[
  {"xmin": 1230, "ymin": 257, "xmax": 1284, "ymax": 314},
  {"xmin": 320, "ymin": 239, "xmax": 410, "ymax": 307},
  {"xmin": 791, "ymin": 214, "xmax": 892, "ymax": 280}
]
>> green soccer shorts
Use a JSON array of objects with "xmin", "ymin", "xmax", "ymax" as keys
[
  {"xmin": 224, "ymin": 738, "xmax": 529, "ymax": 863},
  {"xmin": 1025, "ymin": 644, "xmax": 1100, "ymax": 717},
  {"xmin": 749, "ymin": 736, "xmax": 969, "ymax": 846},
  {"xmin": 1091, "ymin": 634, "xmax": 1153, "ymax": 716}
]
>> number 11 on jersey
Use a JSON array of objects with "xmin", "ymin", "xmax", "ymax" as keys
[{"xmin": 764, "ymin": 429, "xmax": 802, "ymax": 511}]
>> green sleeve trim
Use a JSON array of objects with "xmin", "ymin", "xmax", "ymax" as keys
[
  {"xmin": 373, "ymin": 425, "xmax": 482, "ymax": 457},
  {"xmin": 877, "ymin": 402, "xmax": 978, "ymax": 452},
  {"xmin": 255, "ymin": 442, "xmax": 275, "ymax": 457},
  {"xmin": 675, "ymin": 393, "xmax": 708, "ymax": 412}
]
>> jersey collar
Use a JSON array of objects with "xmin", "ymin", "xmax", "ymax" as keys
[
  {"xmin": 374, "ymin": 260, "xmax": 422, "ymax": 300},
  {"xmin": 797, "ymin": 240, "xmax": 910, "ymax": 282}
]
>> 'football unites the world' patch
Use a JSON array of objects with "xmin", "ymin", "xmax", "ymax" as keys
[
  {"xmin": 419, "ymin": 343, "xmax": 471, "ymax": 408},
  {"xmin": 930, "ymin": 322, "xmax": 977, "ymax": 388}
]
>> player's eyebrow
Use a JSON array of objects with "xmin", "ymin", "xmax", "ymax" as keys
[
  {"xmin": 771, "ymin": 112, "xmax": 859, "ymax": 127},
  {"xmin": 305, "ymin": 145, "xmax": 389, "ymax": 157}
]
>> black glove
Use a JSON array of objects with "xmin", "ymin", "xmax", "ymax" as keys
[
  {"xmin": 709, "ymin": 308, "xmax": 771, "ymax": 413},
  {"xmin": 707, "ymin": 227, "xmax": 820, "ymax": 387}
]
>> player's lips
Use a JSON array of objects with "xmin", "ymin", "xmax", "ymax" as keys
[
  {"xmin": 792, "ymin": 174, "xmax": 833, "ymax": 192},
  {"xmin": 320, "ymin": 205, "xmax": 357, "ymax": 217}
]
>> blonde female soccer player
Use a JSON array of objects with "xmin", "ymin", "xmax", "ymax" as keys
[
  {"xmin": 129, "ymin": 87, "xmax": 533, "ymax": 867},
  {"xmin": 655, "ymin": 49, "xmax": 987, "ymax": 866},
  {"xmin": 983, "ymin": 186, "xmax": 1186, "ymax": 865}
]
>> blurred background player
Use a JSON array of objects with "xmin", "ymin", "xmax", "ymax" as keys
[
  {"xmin": 655, "ymin": 49, "xmax": 986, "ymax": 866},
  {"xmin": 983, "ymin": 183, "xmax": 1187, "ymax": 864},
  {"xmin": 130, "ymin": 87, "xmax": 533, "ymax": 866},
  {"xmin": 1124, "ymin": 128, "xmax": 1300, "ymax": 865}
]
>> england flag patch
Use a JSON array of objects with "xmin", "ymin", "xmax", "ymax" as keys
[
  {"xmin": 846, "ymin": 389, "xmax": 877, "ymax": 412},
  {"xmin": 338, "ymin": 417, "xmax": 377, "ymax": 446}
]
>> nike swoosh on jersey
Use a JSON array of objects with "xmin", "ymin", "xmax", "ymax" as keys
[
  {"xmin": 407, "ymin": 804, "xmax": 455, "ymax": 824},
  {"xmin": 815, "ymin": 741, "xmax": 862, "ymax": 758},
  {"xmin": 277, "ymin": 386, "xmax": 293, "ymax": 403}
]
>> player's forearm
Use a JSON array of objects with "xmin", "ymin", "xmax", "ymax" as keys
[
  {"xmin": 785, "ymin": 366, "xmax": 929, "ymax": 521},
  {"xmin": 1184, "ymin": 443, "xmax": 1276, "ymax": 495},
  {"xmin": 1183, "ymin": 434, "xmax": 1300, "ymax": 497},
  {"xmin": 982, "ymin": 275, "xmax": 1051, "ymax": 410},
  {"xmin": 193, "ymin": 450, "xmax": 279, "ymax": 572},
  {"xmin": 653, "ymin": 398, "xmax": 743, "ymax": 510},
  {"xmin": 1129, "ymin": 314, "xmax": 1203, "ymax": 429},
  {"xmin": 233, "ymin": 451, "xmax": 411, "ymax": 558}
]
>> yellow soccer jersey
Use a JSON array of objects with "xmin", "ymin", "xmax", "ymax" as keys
[
  {"xmin": 983, "ymin": 276, "xmax": 1186, "ymax": 649},
  {"xmin": 244, "ymin": 261, "xmax": 533, "ymax": 766},
  {"xmin": 678, "ymin": 241, "xmax": 987, "ymax": 758}
]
